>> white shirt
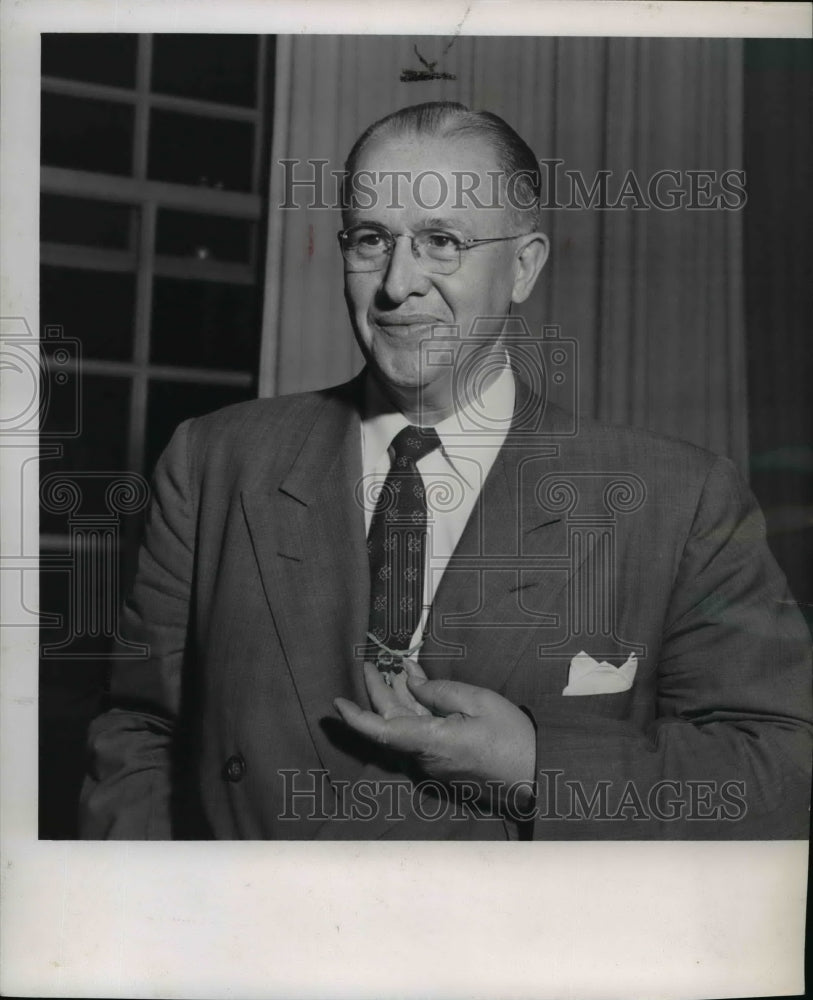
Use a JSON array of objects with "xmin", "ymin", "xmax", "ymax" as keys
[{"xmin": 361, "ymin": 362, "xmax": 515, "ymax": 650}]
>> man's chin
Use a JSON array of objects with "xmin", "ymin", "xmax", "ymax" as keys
[
  {"xmin": 368, "ymin": 358, "xmax": 425, "ymax": 391},
  {"xmin": 367, "ymin": 339, "xmax": 456, "ymax": 384}
]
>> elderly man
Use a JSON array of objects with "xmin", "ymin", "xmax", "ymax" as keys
[{"xmin": 81, "ymin": 102, "xmax": 812, "ymax": 840}]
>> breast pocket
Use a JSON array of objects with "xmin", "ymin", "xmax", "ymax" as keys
[{"xmin": 529, "ymin": 685, "xmax": 636, "ymax": 722}]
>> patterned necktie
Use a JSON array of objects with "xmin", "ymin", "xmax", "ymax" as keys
[{"xmin": 367, "ymin": 424, "xmax": 442, "ymax": 665}]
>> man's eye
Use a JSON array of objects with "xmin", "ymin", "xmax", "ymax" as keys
[
  {"xmin": 352, "ymin": 229, "xmax": 387, "ymax": 248},
  {"xmin": 424, "ymin": 232, "xmax": 460, "ymax": 250}
]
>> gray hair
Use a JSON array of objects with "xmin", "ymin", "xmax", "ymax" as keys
[{"xmin": 342, "ymin": 101, "xmax": 543, "ymax": 229}]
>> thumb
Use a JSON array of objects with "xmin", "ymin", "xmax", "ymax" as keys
[
  {"xmin": 406, "ymin": 676, "xmax": 484, "ymax": 717},
  {"xmin": 402, "ymin": 657, "xmax": 428, "ymax": 682}
]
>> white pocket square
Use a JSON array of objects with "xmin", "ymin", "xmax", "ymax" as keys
[{"xmin": 562, "ymin": 650, "xmax": 638, "ymax": 696}]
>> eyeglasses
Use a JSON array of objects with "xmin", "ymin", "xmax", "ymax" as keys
[{"xmin": 337, "ymin": 224, "xmax": 527, "ymax": 276}]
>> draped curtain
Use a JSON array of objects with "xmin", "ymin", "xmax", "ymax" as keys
[{"xmin": 260, "ymin": 35, "xmax": 748, "ymax": 471}]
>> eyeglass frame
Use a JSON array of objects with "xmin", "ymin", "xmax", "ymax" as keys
[{"xmin": 336, "ymin": 222, "xmax": 532, "ymax": 275}]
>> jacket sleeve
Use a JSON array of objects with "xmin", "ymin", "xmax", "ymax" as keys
[
  {"xmin": 522, "ymin": 455, "xmax": 813, "ymax": 839},
  {"xmin": 79, "ymin": 420, "xmax": 197, "ymax": 839}
]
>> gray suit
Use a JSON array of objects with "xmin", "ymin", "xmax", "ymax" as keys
[{"xmin": 80, "ymin": 373, "xmax": 813, "ymax": 839}]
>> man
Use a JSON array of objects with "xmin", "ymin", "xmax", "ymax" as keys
[{"xmin": 80, "ymin": 102, "xmax": 812, "ymax": 840}]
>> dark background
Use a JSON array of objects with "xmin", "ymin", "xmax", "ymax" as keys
[{"xmin": 38, "ymin": 34, "xmax": 274, "ymax": 838}]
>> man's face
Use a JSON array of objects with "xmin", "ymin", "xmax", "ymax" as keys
[{"xmin": 342, "ymin": 132, "xmax": 543, "ymax": 414}]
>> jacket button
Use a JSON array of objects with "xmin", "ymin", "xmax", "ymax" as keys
[{"xmin": 224, "ymin": 753, "xmax": 246, "ymax": 782}]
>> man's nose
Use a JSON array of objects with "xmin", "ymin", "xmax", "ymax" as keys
[{"xmin": 380, "ymin": 235, "xmax": 431, "ymax": 303}]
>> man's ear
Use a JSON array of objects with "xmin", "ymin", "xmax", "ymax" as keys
[{"xmin": 511, "ymin": 233, "xmax": 550, "ymax": 304}]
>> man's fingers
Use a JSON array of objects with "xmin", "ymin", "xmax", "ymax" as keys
[
  {"xmin": 363, "ymin": 661, "xmax": 403, "ymax": 717},
  {"xmin": 334, "ymin": 696, "xmax": 435, "ymax": 751},
  {"xmin": 406, "ymin": 676, "xmax": 487, "ymax": 718},
  {"xmin": 363, "ymin": 661, "xmax": 428, "ymax": 719},
  {"xmin": 333, "ymin": 697, "xmax": 387, "ymax": 743},
  {"xmin": 402, "ymin": 657, "xmax": 428, "ymax": 682},
  {"xmin": 390, "ymin": 668, "xmax": 432, "ymax": 716}
]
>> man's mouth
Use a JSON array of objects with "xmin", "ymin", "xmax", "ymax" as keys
[{"xmin": 373, "ymin": 315, "xmax": 447, "ymax": 328}]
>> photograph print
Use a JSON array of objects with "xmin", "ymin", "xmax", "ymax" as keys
[{"xmin": 34, "ymin": 32, "xmax": 812, "ymax": 841}]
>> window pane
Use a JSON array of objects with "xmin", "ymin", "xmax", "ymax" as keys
[
  {"xmin": 151, "ymin": 34, "xmax": 258, "ymax": 107},
  {"xmin": 41, "ymin": 194, "xmax": 136, "ymax": 251},
  {"xmin": 42, "ymin": 33, "xmax": 138, "ymax": 89},
  {"xmin": 41, "ymin": 93, "xmax": 134, "ymax": 175},
  {"xmin": 156, "ymin": 209, "xmax": 255, "ymax": 264},
  {"xmin": 150, "ymin": 277, "xmax": 259, "ymax": 371},
  {"xmin": 41, "ymin": 266, "xmax": 136, "ymax": 362},
  {"xmin": 147, "ymin": 109, "xmax": 254, "ymax": 192},
  {"xmin": 40, "ymin": 375, "xmax": 131, "ymax": 535},
  {"xmin": 145, "ymin": 381, "xmax": 254, "ymax": 473}
]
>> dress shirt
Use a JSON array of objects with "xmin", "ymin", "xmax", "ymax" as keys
[{"xmin": 361, "ymin": 361, "xmax": 515, "ymax": 651}]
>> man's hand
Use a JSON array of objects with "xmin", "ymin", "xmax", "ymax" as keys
[
  {"xmin": 365, "ymin": 659, "xmax": 433, "ymax": 719},
  {"xmin": 334, "ymin": 662, "xmax": 537, "ymax": 806}
]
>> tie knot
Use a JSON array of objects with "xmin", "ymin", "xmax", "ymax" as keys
[{"xmin": 390, "ymin": 424, "xmax": 441, "ymax": 466}]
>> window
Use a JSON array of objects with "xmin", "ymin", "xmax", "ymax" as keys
[{"xmin": 39, "ymin": 34, "xmax": 274, "ymax": 837}]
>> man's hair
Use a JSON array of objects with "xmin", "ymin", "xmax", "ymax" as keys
[{"xmin": 342, "ymin": 101, "xmax": 543, "ymax": 230}]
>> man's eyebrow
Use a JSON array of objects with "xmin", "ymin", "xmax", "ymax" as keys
[{"xmin": 418, "ymin": 216, "xmax": 470, "ymax": 232}]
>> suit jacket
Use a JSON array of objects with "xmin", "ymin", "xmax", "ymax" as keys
[{"xmin": 80, "ymin": 373, "xmax": 813, "ymax": 839}]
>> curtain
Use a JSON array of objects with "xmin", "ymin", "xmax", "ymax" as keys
[
  {"xmin": 743, "ymin": 40, "xmax": 812, "ymax": 622},
  {"xmin": 260, "ymin": 35, "xmax": 748, "ymax": 471}
]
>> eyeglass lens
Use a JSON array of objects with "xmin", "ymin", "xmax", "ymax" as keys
[{"xmin": 341, "ymin": 227, "xmax": 460, "ymax": 274}]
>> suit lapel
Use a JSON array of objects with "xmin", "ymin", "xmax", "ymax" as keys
[
  {"xmin": 419, "ymin": 378, "xmax": 579, "ymax": 692},
  {"xmin": 240, "ymin": 376, "xmax": 373, "ymax": 786}
]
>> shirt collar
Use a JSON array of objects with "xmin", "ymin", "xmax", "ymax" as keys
[{"xmin": 361, "ymin": 358, "xmax": 516, "ymax": 482}]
